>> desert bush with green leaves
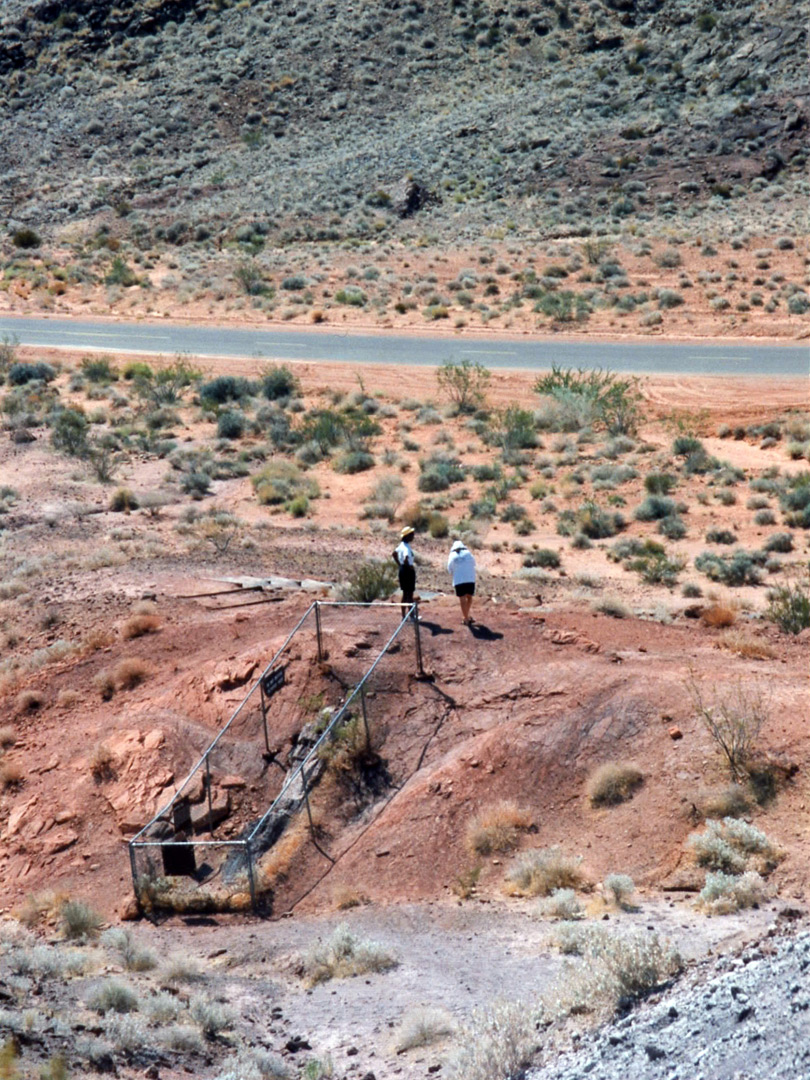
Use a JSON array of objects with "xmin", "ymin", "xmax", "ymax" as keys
[{"xmin": 301, "ymin": 924, "xmax": 398, "ymax": 986}]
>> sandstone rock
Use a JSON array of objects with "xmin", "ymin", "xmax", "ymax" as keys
[
  {"xmin": 143, "ymin": 728, "xmax": 164, "ymax": 751},
  {"xmin": 42, "ymin": 828, "xmax": 78, "ymax": 855}
]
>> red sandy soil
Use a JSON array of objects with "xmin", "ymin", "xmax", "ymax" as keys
[{"xmin": 1, "ymin": 352, "xmax": 808, "ymax": 927}]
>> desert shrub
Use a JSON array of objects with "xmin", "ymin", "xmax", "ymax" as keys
[
  {"xmin": 694, "ymin": 550, "xmax": 762, "ymax": 586},
  {"xmin": 523, "ymin": 548, "xmax": 560, "ymax": 569},
  {"xmin": 364, "ymin": 475, "xmax": 405, "ymax": 521},
  {"xmin": 539, "ymin": 888, "xmax": 583, "ymax": 920},
  {"xmin": 418, "ymin": 455, "xmax": 465, "ymax": 491},
  {"xmin": 657, "ymin": 289, "xmax": 684, "ymax": 309},
  {"xmin": 88, "ymin": 981, "xmax": 139, "ymax": 1015},
  {"xmin": 696, "ymin": 785, "xmax": 751, "ymax": 819},
  {"xmin": 81, "ymin": 356, "xmax": 118, "ymax": 383},
  {"xmin": 16, "ymin": 689, "xmax": 44, "ymax": 713},
  {"xmin": 603, "ymin": 873, "xmax": 635, "ymax": 907},
  {"xmin": 393, "ymin": 1006, "xmax": 455, "ymax": 1052},
  {"xmin": 100, "ymin": 928, "xmax": 157, "ymax": 972},
  {"xmin": 672, "ymin": 434, "xmax": 703, "ymax": 456},
  {"xmin": 113, "ymin": 658, "xmax": 150, "ymax": 690},
  {"xmin": 687, "ymin": 817, "xmax": 778, "ymax": 874},
  {"xmin": 9, "ymin": 362, "xmax": 55, "ymax": 385},
  {"xmin": 90, "ymin": 743, "xmax": 116, "ymax": 782},
  {"xmin": 763, "ymin": 531, "xmax": 793, "ymax": 553},
  {"xmin": 634, "ymin": 495, "xmax": 675, "ymax": 521},
  {"xmin": 547, "ymin": 926, "xmax": 681, "ymax": 1019},
  {"xmin": 190, "ymin": 996, "xmax": 234, "ymax": 1037},
  {"xmin": 466, "ymin": 801, "xmax": 532, "ymax": 857},
  {"xmin": 302, "ymin": 925, "xmax": 397, "ymax": 986},
  {"xmin": 61, "ymin": 900, "xmax": 103, "ymax": 940},
  {"xmin": 753, "ymin": 508, "xmax": 776, "ymax": 525},
  {"xmin": 261, "ymin": 364, "xmax": 299, "ymax": 400},
  {"xmin": 701, "ymin": 603, "xmax": 736, "ymax": 628},
  {"xmin": 343, "ymin": 559, "xmax": 397, "ymax": 603},
  {"xmin": 447, "ymin": 1003, "xmax": 536, "ymax": 1080},
  {"xmin": 534, "ymin": 365, "xmax": 643, "ymax": 436},
  {"xmin": 200, "ymin": 375, "xmax": 256, "ymax": 404},
  {"xmin": 571, "ymin": 501, "xmax": 624, "ymax": 539},
  {"xmin": 688, "ymin": 674, "xmax": 767, "ymax": 781},
  {"xmin": 436, "ymin": 359, "xmax": 490, "ymax": 413},
  {"xmin": 109, "ymin": 487, "xmax": 139, "ymax": 512},
  {"xmin": 699, "ymin": 870, "xmax": 766, "ymax": 914},
  {"xmin": 120, "ymin": 614, "xmax": 160, "ymax": 640},
  {"xmin": 181, "ymin": 470, "xmax": 212, "ymax": 498},
  {"xmin": 427, "ymin": 511, "xmax": 449, "ymax": 538},
  {"xmin": 767, "ymin": 577, "xmax": 810, "ymax": 634},
  {"xmin": 658, "ymin": 514, "xmax": 687, "ymax": 540},
  {"xmin": 217, "ymin": 409, "xmax": 246, "ymax": 440},
  {"xmin": 588, "ymin": 762, "xmax": 643, "ymax": 807},
  {"xmin": 593, "ymin": 596, "xmax": 630, "ymax": 618},
  {"xmin": 507, "ymin": 847, "xmax": 583, "ymax": 897},
  {"xmin": 644, "ymin": 472, "xmax": 676, "ymax": 495},
  {"xmin": 12, "ymin": 227, "xmax": 41, "ymax": 248},
  {"xmin": 334, "ymin": 450, "xmax": 375, "ymax": 474},
  {"xmin": 705, "ymin": 527, "xmax": 737, "ymax": 545},
  {"xmin": 252, "ymin": 461, "xmax": 317, "ymax": 505}
]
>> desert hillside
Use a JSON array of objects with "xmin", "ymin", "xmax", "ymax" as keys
[{"xmin": 0, "ymin": 0, "xmax": 808, "ymax": 335}]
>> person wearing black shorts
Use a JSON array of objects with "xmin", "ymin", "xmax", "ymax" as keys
[
  {"xmin": 393, "ymin": 526, "xmax": 417, "ymax": 618},
  {"xmin": 447, "ymin": 539, "xmax": 476, "ymax": 625}
]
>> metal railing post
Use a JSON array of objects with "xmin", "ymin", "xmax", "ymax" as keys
[
  {"xmin": 315, "ymin": 601, "xmax": 324, "ymax": 661},
  {"xmin": 259, "ymin": 680, "xmax": 270, "ymax": 755},
  {"xmin": 412, "ymin": 603, "xmax": 424, "ymax": 676},
  {"xmin": 205, "ymin": 754, "xmax": 214, "ymax": 834},
  {"xmin": 245, "ymin": 840, "xmax": 257, "ymax": 911},
  {"xmin": 360, "ymin": 683, "xmax": 370, "ymax": 743}
]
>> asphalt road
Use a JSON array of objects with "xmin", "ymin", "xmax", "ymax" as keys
[{"xmin": 1, "ymin": 315, "xmax": 808, "ymax": 376}]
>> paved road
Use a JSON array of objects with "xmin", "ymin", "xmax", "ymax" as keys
[{"xmin": 1, "ymin": 315, "xmax": 808, "ymax": 375}]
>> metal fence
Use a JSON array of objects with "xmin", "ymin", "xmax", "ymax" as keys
[{"xmin": 128, "ymin": 600, "xmax": 424, "ymax": 914}]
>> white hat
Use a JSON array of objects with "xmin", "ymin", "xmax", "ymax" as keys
[
  {"xmin": 451, "ymin": 540, "xmax": 465, "ymax": 551},
  {"xmin": 400, "ymin": 526, "xmax": 415, "ymax": 539}
]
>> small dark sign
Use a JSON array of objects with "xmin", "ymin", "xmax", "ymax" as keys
[{"xmin": 262, "ymin": 666, "xmax": 286, "ymax": 698}]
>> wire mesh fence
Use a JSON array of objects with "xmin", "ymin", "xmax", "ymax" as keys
[{"xmin": 129, "ymin": 601, "xmax": 424, "ymax": 914}]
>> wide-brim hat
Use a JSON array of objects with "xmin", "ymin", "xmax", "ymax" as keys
[{"xmin": 400, "ymin": 526, "xmax": 415, "ymax": 539}]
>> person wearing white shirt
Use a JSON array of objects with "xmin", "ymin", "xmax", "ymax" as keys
[
  {"xmin": 447, "ymin": 539, "xmax": 476, "ymax": 625},
  {"xmin": 393, "ymin": 525, "xmax": 417, "ymax": 618}
]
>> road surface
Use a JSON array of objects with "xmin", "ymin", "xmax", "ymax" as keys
[{"xmin": 1, "ymin": 315, "xmax": 807, "ymax": 376}]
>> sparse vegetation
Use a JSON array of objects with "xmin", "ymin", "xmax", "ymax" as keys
[
  {"xmin": 506, "ymin": 847, "xmax": 584, "ymax": 897},
  {"xmin": 465, "ymin": 801, "xmax": 532, "ymax": 856},
  {"xmin": 688, "ymin": 674, "xmax": 768, "ymax": 782},
  {"xmin": 301, "ymin": 925, "xmax": 398, "ymax": 986},
  {"xmin": 587, "ymin": 762, "xmax": 643, "ymax": 807}
]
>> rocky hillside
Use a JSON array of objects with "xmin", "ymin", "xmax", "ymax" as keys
[{"xmin": 1, "ymin": 0, "xmax": 808, "ymax": 249}]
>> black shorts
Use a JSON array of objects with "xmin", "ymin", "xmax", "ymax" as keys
[
  {"xmin": 399, "ymin": 565, "xmax": 416, "ymax": 603},
  {"xmin": 454, "ymin": 582, "xmax": 475, "ymax": 597}
]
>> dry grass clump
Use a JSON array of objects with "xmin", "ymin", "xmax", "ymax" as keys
[
  {"xmin": 301, "ymin": 924, "xmax": 398, "ymax": 986},
  {"xmin": 84, "ymin": 628, "xmax": 115, "ymax": 652},
  {"xmin": 393, "ymin": 1006, "xmax": 456, "ymax": 1052},
  {"xmin": 93, "ymin": 669, "xmax": 116, "ymax": 700},
  {"xmin": 90, "ymin": 743, "xmax": 116, "ymax": 782},
  {"xmin": 16, "ymin": 689, "xmax": 44, "ymax": 713},
  {"xmin": 88, "ymin": 980, "xmax": 139, "ymax": 1015},
  {"xmin": 0, "ymin": 726, "xmax": 17, "ymax": 748},
  {"xmin": 112, "ymin": 658, "xmax": 150, "ymax": 690},
  {"xmin": 333, "ymin": 886, "xmax": 365, "ymax": 911},
  {"xmin": 56, "ymin": 688, "xmax": 80, "ymax": 708},
  {"xmin": 587, "ymin": 762, "xmax": 643, "ymax": 807},
  {"xmin": 0, "ymin": 758, "xmax": 24, "ymax": 789},
  {"xmin": 592, "ymin": 596, "xmax": 630, "ymax": 619},
  {"xmin": 538, "ymin": 888, "xmax": 583, "ymax": 920},
  {"xmin": 695, "ymin": 784, "xmax": 751, "ymax": 819},
  {"xmin": 465, "ymin": 800, "xmax": 533, "ymax": 857},
  {"xmin": 120, "ymin": 614, "xmax": 161, "ymax": 640},
  {"xmin": 719, "ymin": 630, "xmax": 777, "ymax": 660},
  {"xmin": 603, "ymin": 873, "xmax": 635, "ymax": 908},
  {"xmin": 506, "ymin": 846, "xmax": 584, "ymax": 897},
  {"xmin": 701, "ymin": 603, "xmax": 736, "ymax": 628}
]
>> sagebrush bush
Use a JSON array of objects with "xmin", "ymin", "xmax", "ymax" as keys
[
  {"xmin": 88, "ymin": 981, "xmax": 139, "ymax": 1015},
  {"xmin": 342, "ymin": 559, "xmax": 397, "ymax": 602},
  {"xmin": 393, "ymin": 1006, "xmax": 455, "ymax": 1052},
  {"xmin": 113, "ymin": 658, "xmax": 150, "ymax": 690},
  {"xmin": 465, "ymin": 801, "xmax": 532, "ymax": 856},
  {"xmin": 603, "ymin": 873, "xmax": 635, "ymax": 907},
  {"xmin": 587, "ymin": 762, "xmax": 643, "ymax": 807},
  {"xmin": 698, "ymin": 870, "xmax": 766, "ymax": 914},
  {"xmin": 687, "ymin": 817, "xmax": 779, "ymax": 874},
  {"xmin": 100, "ymin": 928, "xmax": 157, "ymax": 972},
  {"xmin": 447, "ymin": 1003, "xmax": 537, "ymax": 1080},
  {"xmin": 61, "ymin": 900, "xmax": 103, "ymax": 940},
  {"xmin": 507, "ymin": 847, "xmax": 583, "ymax": 897},
  {"xmin": 696, "ymin": 784, "xmax": 751, "ymax": 819},
  {"xmin": 523, "ymin": 548, "xmax": 560, "ymax": 569},
  {"xmin": 539, "ymin": 888, "xmax": 583, "ymax": 920},
  {"xmin": 302, "ymin": 924, "xmax": 397, "ymax": 986}
]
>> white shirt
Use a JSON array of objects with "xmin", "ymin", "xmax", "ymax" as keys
[
  {"xmin": 395, "ymin": 540, "xmax": 414, "ymax": 567},
  {"xmin": 447, "ymin": 546, "xmax": 476, "ymax": 586}
]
